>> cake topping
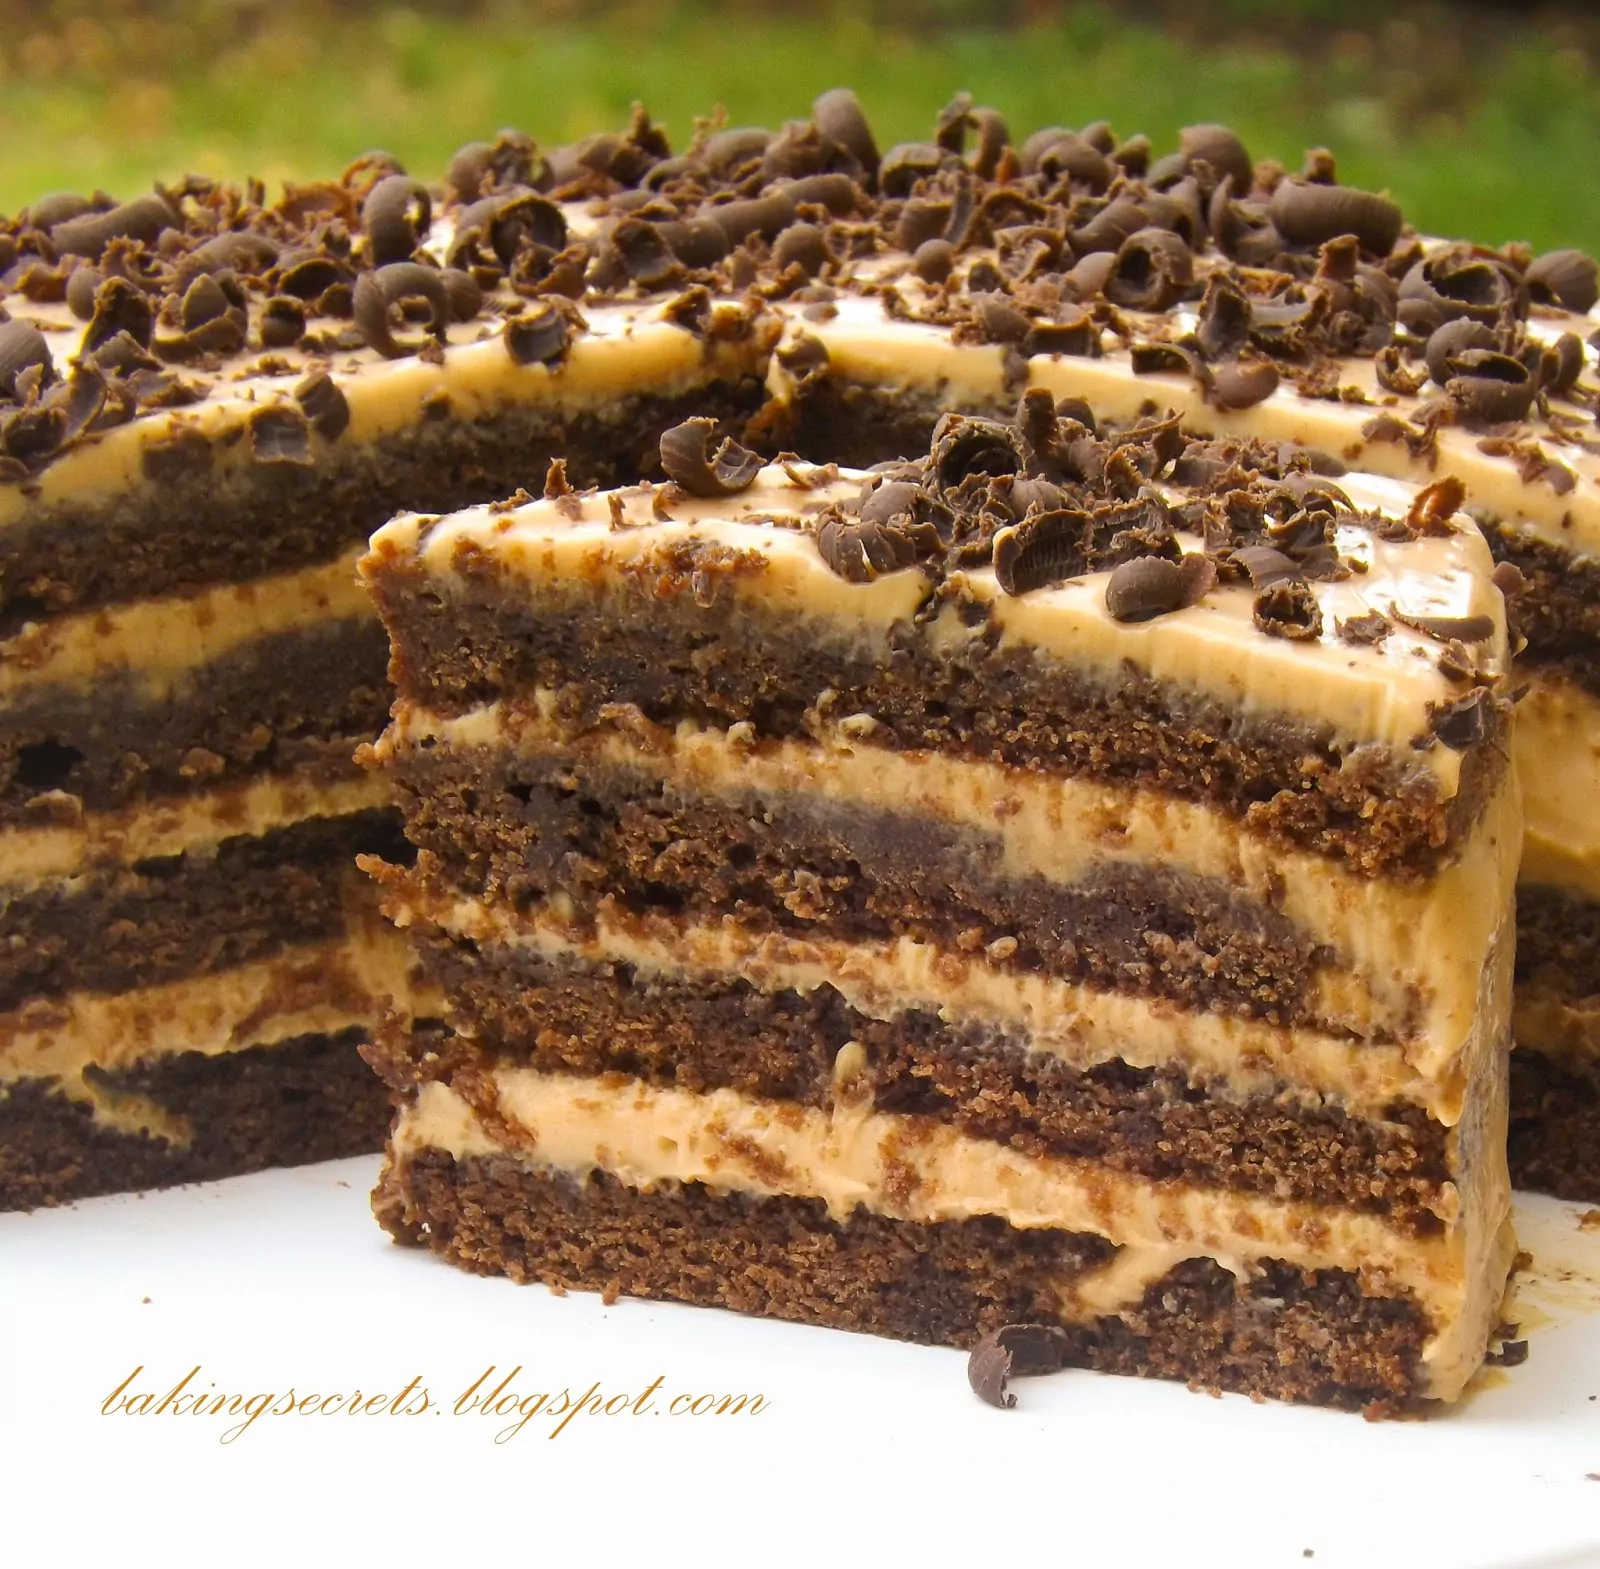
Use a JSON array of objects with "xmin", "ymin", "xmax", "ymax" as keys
[
  {"xmin": 658, "ymin": 417, "xmax": 762, "ymax": 497},
  {"xmin": 0, "ymin": 88, "xmax": 1593, "ymax": 495},
  {"xmin": 803, "ymin": 395, "xmax": 1464, "ymax": 654},
  {"xmin": 968, "ymin": 1322, "xmax": 1073, "ymax": 1409}
]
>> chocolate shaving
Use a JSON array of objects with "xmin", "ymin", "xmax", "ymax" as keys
[
  {"xmin": 1209, "ymin": 360, "xmax": 1279, "ymax": 412},
  {"xmin": 1105, "ymin": 554, "xmax": 1186, "ymax": 621},
  {"xmin": 1525, "ymin": 249, "xmax": 1598, "ymax": 314},
  {"xmin": 248, "ymin": 405, "xmax": 314, "ymax": 466},
  {"xmin": 1404, "ymin": 475, "xmax": 1466, "ymax": 536},
  {"xmin": 1491, "ymin": 560, "xmax": 1526, "ymax": 598},
  {"xmin": 815, "ymin": 505, "xmax": 941, "ymax": 583},
  {"xmin": 82, "ymin": 275, "xmax": 154, "ymax": 356},
  {"xmin": 1230, "ymin": 544, "xmax": 1303, "ymax": 588},
  {"xmin": 293, "ymin": 369, "xmax": 350, "ymax": 441},
  {"xmin": 1392, "ymin": 610, "xmax": 1497, "ymax": 643},
  {"xmin": 659, "ymin": 417, "xmax": 762, "ymax": 497},
  {"xmin": 1253, "ymin": 578, "xmax": 1323, "ymax": 640},
  {"xmin": 0, "ymin": 319, "xmax": 54, "ymax": 397},
  {"xmin": 504, "ymin": 301, "xmax": 576, "ymax": 366},
  {"xmin": 1268, "ymin": 180, "xmax": 1402, "ymax": 255},
  {"xmin": 967, "ymin": 1323, "xmax": 1073, "ymax": 1410},
  {"xmin": 1338, "ymin": 610, "xmax": 1392, "ymax": 646},
  {"xmin": 352, "ymin": 262, "xmax": 449, "ymax": 358},
  {"xmin": 362, "ymin": 175, "xmax": 432, "ymax": 266},
  {"xmin": 1430, "ymin": 688, "xmax": 1492, "ymax": 749}
]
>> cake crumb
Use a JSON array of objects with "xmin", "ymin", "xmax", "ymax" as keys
[{"xmin": 1578, "ymin": 1209, "xmax": 1600, "ymax": 1232}]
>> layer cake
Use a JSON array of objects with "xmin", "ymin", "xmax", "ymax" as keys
[
  {"xmin": 0, "ymin": 128, "xmax": 772, "ymax": 1206},
  {"xmin": 359, "ymin": 403, "xmax": 1519, "ymax": 1413}
]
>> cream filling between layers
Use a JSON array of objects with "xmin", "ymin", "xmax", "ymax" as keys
[
  {"xmin": 389, "ymin": 697, "xmax": 1520, "ymax": 1061},
  {"xmin": 0, "ymin": 915, "xmax": 431, "ymax": 1138},
  {"xmin": 0, "ymin": 768, "xmax": 393, "ymax": 892},
  {"xmin": 0, "ymin": 292, "xmax": 773, "ymax": 529},
  {"xmin": 392, "ymin": 1070, "xmax": 1514, "ymax": 1402},
  {"xmin": 370, "ymin": 462, "xmax": 1505, "ymax": 793},
  {"xmin": 386, "ymin": 882, "xmax": 1479, "ymax": 1123},
  {"xmin": 769, "ymin": 290, "xmax": 1600, "ymax": 560},
  {"xmin": 1512, "ymin": 996, "xmax": 1600, "ymax": 1069},
  {"xmin": 0, "ymin": 547, "xmax": 373, "ymax": 701},
  {"xmin": 1514, "ymin": 671, "xmax": 1600, "ymax": 901}
]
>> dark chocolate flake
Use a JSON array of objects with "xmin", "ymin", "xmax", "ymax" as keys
[
  {"xmin": 352, "ymin": 262, "xmax": 449, "ymax": 359},
  {"xmin": 362, "ymin": 175, "xmax": 432, "ymax": 266},
  {"xmin": 815, "ymin": 506, "xmax": 941, "ymax": 583},
  {"xmin": 1253, "ymin": 579, "xmax": 1323, "ymax": 640},
  {"xmin": 1230, "ymin": 544, "xmax": 1302, "ymax": 588},
  {"xmin": 1105, "ymin": 554, "xmax": 1186, "ymax": 622},
  {"xmin": 1209, "ymin": 360, "xmax": 1279, "ymax": 412},
  {"xmin": 1490, "ymin": 560, "xmax": 1527, "ymax": 598},
  {"xmin": 992, "ymin": 507, "xmax": 1089, "ymax": 595},
  {"xmin": 659, "ymin": 417, "xmax": 762, "ymax": 497},
  {"xmin": 1404, "ymin": 476, "xmax": 1466, "ymax": 536},
  {"xmin": 248, "ymin": 405, "xmax": 314, "ymax": 466},
  {"xmin": 0, "ymin": 319, "xmax": 55, "ymax": 397},
  {"xmin": 1392, "ymin": 610, "xmax": 1497, "ymax": 644},
  {"xmin": 1338, "ymin": 610, "xmax": 1391, "ymax": 646},
  {"xmin": 504, "ymin": 302, "xmax": 577, "ymax": 367},
  {"xmin": 1525, "ymin": 249, "xmax": 1599, "ymax": 315},
  {"xmin": 1268, "ymin": 180, "xmax": 1402, "ymax": 255},
  {"xmin": 293, "ymin": 370, "xmax": 350, "ymax": 441},
  {"xmin": 1430, "ymin": 688, "xmax": 1492, "ymax": 750},
  {"xmin": 82, "ymin": 275, "xmax": 155, "ymax": 356},
  {"xmin": 1106, "ymin": 227, "xmax": 1193, "ymax": 312},
  {"xmin": 967, "ymin": 1323, "xmax": 1073, "ymax": 1410}
]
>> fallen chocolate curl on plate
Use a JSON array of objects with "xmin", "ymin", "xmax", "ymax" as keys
[{"xmin": 967, "ymin": 1322, "xmax": 1074, "ymax": 1409}]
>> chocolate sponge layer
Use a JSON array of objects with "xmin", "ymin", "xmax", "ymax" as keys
[{"xmin": 377, "ymin": 1148, "xmax": 1431, "ymax": 1415}]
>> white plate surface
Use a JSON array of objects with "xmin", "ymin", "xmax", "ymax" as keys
[{"xmin": 2, "ymin": 1158, "xmax": 1597, "ymax": 1568}]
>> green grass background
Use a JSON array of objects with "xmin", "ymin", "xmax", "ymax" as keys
[{"xmin": 2, "ymin": 1, "xmax": 1596, "ymax": 252}]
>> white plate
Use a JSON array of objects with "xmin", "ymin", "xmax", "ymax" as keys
[{"xmin": 2, "ymin": 1159, "xmax": 1597, "ymax": 1568}]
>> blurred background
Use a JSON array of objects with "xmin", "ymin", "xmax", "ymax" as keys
[{"xmin": 2, "ymin": 0, "xmax": 1596, "ymax": 249}]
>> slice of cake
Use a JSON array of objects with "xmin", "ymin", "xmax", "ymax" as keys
[{"xmin": 358, "ymin": 402, "xmax": 1519, "ymax": 1413}]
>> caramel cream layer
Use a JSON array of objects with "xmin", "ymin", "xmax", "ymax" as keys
[
  {"xmin": 0, "ymin": 768, "xmax": 392, "ymax": 892},
  {"xmin": 0, "ymin": 546, "xmax": 372, "ymax": 702},
  {"xmin": 0, "ymin": 915, "xmax": 428, "ymax": 1095},
  {"xmin": 387, "ymin": 697, "xmax": 1521, "ymax": 1061},
  {"xmin": 393, "ymin": 1070, "xmax": 1514, "ymax": 1401},
  {"xmin": 1513, "ymin": 996, "xmax": 1600, "ymax": 1069},
  {"xmin": 369, "ymin": 462, "xmax": 1505, "ymax": 794},
  {"xmin": 0, "ymin": 284, "xmax": 772, "ymax": 530},
  {"xmin": 1515, "ymin": 672, "xmax": 1600, "ymax": 901},
  {"xmin": 770, "ymin": 287, "xmax": 1600, "ymax": 560},
  {"xmin": 382, "ymin": 879, "xmax": 1512, "ymax": 1124}
]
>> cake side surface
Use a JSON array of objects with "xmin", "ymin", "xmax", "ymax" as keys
[{"xmin": 359, "ymin": 406, "xmax": 1519, "ymax": 1412}]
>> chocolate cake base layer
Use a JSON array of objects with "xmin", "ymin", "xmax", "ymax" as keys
[
  {"xmin": 1517, "ymin": 882, "xmax": 1600, "ymax": 1004},
  {"xmin": 376, "ymin": 940, "xmax": 1449, "ymax": 1227},
  {"xmin": 378, "ymin": 1149, "xmax": 1430, "ymax": 1413},
  {"xmin": 1, "ymin": 614, "xmax": 390, "ymax": 820},
  {"xmin": 1479, "ymin": 520, "xmax": 1600, "ymax": 700},
  {"xmin": 391, "ymin": 748, "xmax": 1341, "ymax": 1026},
  {"xmin": 1509, "ymin": 1048, "xmax": 1600, "ymax": 1203},
  {"xmin": 0, "ymin": 379, "xmax": 765, "ymax": 635},
  {"xmin": 0, "ymin": 1027, "xmax": 390, "ymax": 1211},
  {"xmin": 0, "ymin": 807, "xmax": 407, "ymax": 1009},
  {"xmin": 368, "ymin": 578, "xmax": 1504, "ymax": 882}
]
